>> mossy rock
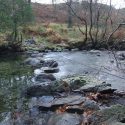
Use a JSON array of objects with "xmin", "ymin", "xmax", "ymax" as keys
[
  {"xmin": 63, "ymin": 75, "xmax": 102, "ymax": 87},
  {"xmin": 61, "ymin": 75, "xmax": 103, "ymax": 90},
  {"xmin": 91, "ymin": 105, "xmax": 125, "ymax": 125}
]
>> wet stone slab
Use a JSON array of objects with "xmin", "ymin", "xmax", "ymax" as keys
[{"xmin": 29, "ymin": 95, "xmax": 100, "ymax": 114}]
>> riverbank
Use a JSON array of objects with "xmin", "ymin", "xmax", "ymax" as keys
[{"xmin": 1, "ymin": 23, "xmax": 125, "ymax": 54}]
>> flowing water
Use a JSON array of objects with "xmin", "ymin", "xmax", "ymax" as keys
[
  {"xmin": 0, "ymin": 51, "xmax": 125, "ymax": 122},
  {"xmin": 44, "ymin": 51, "xmax": 125, "ymax": 90}
]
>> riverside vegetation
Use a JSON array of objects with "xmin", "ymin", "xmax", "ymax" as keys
[{"xmin": 1, "ymin": 23, "xmax": 125, "ymax": 53}]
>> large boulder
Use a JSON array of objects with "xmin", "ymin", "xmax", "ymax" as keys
[
  {"xmin": 25, "ymin": 84, "xmax": 55, "ymax": 97},
  {"xmin": 23, "ymin": 57, "xmax": 44, "ymax": 67},
  {"xmin": 30, "ymin": 95, "xmax": 86, "ymax": 107},
  {"xmin": 52, "ymin": 95, "xmax": 86, "ymax": 106},
  {"xmin": 42, "ymin": 60, "xmax": 58, "ymax": 68},
  {"xmin": 116, "ymin": 51, "xmax": 125, "ymax": 60},
  {"xmin": 61, "ymin": 75, "xmax": 103, "ymax": 91},
  {"xmin": 30, "ymin": 95, "xmax": 99, "ymax": 114},
  {"xmin": 76, "ymin": 83, "xmax": 116, "ymax": 94},
  {"xmin": 82, "ymin": 99, "xmax": 99, "ymax": 111},
  {"xmin": 65, "ymin": 99, "xmax": 99, "ymax": 114},
  {"xmin": 61, "ymin": 76, "xmax": 87, "ymax": 90}
]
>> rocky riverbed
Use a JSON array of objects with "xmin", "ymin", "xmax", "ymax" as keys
[{"xmin": 0, "ymin": 50, "xmax": 125, "ymax": 125}]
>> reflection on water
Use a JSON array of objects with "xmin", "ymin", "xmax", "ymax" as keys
[{"xmin": 0, "ymin": 53, "xmax": 33, "ymax": 120}]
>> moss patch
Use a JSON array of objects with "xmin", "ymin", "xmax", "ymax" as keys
[{"xmin": 91, "ymin": 105, "xmax": 125, "ymax": 125}]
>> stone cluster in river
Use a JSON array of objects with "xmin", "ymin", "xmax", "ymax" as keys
[
  {"xmin": 23, "ymin": 73, "xmax": 125, "ymax": 125},
  {"xmin": 2, "ymin": 51, "xmax": 125, "ymax": 125}
]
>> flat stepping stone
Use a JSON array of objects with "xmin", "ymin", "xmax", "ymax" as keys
[
  {"xmin": 43, "ymin": 67, "xmax": 59, "ymax": 73},
  {"xmin": 29, "ymin": 95, "xmax": 99, "ymax": 114},
  {"xmin": 35, "ymin": 74, "xmax": 56, "ymax": 82},
  {"xmin": 76, "ymin": 83, "xmax": 116, "ymax": 94}
]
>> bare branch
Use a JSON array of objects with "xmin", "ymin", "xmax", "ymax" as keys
[{"xmin": 107, "ymin": 23, "xmax": 125, "ymax": 44}]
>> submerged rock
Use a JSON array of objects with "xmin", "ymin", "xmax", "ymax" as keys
[
  {"xmin": 116, "ymin": 51, "xmax": 125, "ymax": 60},
  {"xmin": 89, "ymin": 50, "xmax": 101, "ymax": 54},
  {"xmin": 34, "ymin": 69, "xmax": 43, "ymax": 75},
  {"xmin": 31, "ymin": 53, "xmax": 44, "ymax": 58}
]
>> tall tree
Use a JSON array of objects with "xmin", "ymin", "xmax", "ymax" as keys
[
  {"xmin": 28, "ymin": 0, "xmax": 31, "ymax": 4},
  {"xmin": 0, "ymin": 0, "xmax": 33, "ymax": 43},
  {"xmin": 67, "ymin": 0, "xmax": 73, "ymax": 28},
  {"xmin": 52, "ymin": 0, "xmax": 73, "ymax": 28}
]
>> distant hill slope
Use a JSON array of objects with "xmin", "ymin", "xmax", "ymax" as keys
[{"xmin": 32, "ymin": 1, "xmax": 125, "ymax": 24}]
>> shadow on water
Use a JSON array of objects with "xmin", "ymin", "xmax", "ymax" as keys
[{"xmin": 0, "ymin": 53, "xmax": 33, "ymax": 121}]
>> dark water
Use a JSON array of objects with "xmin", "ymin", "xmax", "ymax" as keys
[{"xmin": 0, "ymin": 53, "xmax": 33, "ymax": 120}]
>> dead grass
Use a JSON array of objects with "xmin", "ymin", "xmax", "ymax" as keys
[
  {"xmin": 22, "ymin": 23, "xmax": 109, "ymax": 48},
  {"xmin": 112, "ymin": 28, "xmax": 125, "ymax": 40},
  {"xmin": 0, "ymin": 33, "xmax": 8, "ymax": 46},
  {"xmin": 1, "ymin": 23, "xmax": 125, "ymax": 50}
]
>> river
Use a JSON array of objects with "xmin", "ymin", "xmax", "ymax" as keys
[
  {"xmin": 0, "ymin": 51, "xmax": 125, "ymax": 122},
  {"xmin": 44, "ymin": 51, "xmax": 125, "ymax": 90}
]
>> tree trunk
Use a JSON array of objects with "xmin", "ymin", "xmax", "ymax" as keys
[
  {"xmin": 68, "ymin": 0, "xmax": 73, "ymax": 28},
  {"xmin": 89, "ymin": 0, "xmax": 95, "ymax": 47},
  {"xmin": 28, "ymin": 0, "xmax": 31, "ymax": 4}
]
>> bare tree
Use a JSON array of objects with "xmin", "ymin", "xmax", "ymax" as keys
[
  {"xmin": 89, "ymin": 0, "xmax": 95, "ymax": 47},
  {"xmin": 67, "ymin": 0, "xmax": 73, "ymax": 28},
  {"xmin": 28, "ymin": 0, "xmax": 31, "ymax": 4},
  {"xmin": 53, "ymin": 0, "xmax": 124, "ymax": 49},
  {"xmin": 66, "ymin": 0, "xmax": 88, "ymax": 45}
]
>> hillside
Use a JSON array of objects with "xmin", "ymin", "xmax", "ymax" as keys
[
  {"xmin": 32, "ymin": 3, "xmax": 68, "ymax": 23},
  {"xmin": 32, "ymin": 1, "xmax": 125, "ymax": 24}
]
